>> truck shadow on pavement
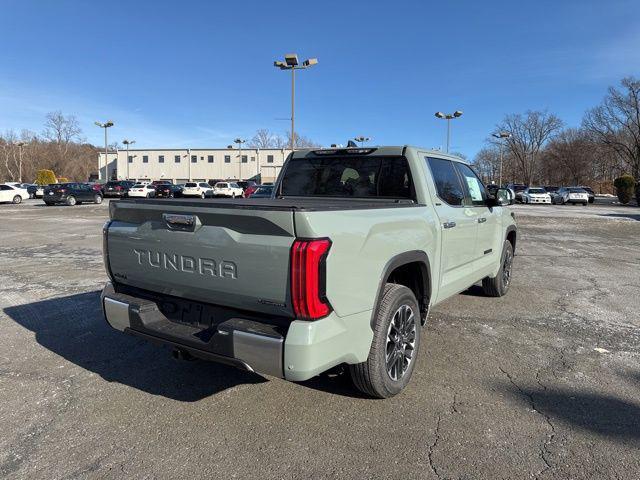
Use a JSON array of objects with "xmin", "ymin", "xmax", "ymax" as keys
[
  {"xmin": 499, "ymin": 383, "xmax": 640, "ymax": 443},
  {"xmin": 3, "ymin": 291, "xmax": 266, "ymax": 401}
]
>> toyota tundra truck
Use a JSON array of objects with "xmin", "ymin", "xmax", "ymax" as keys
[{"xmin": 101, "ymin": 146, "xmax": 517, "ymax": 398}]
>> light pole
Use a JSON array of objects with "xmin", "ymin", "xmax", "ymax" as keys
[
  {"xmin": 95, "ymin": 120, "xmax": 114, "ymax": 181},
  {"xmin": 492, "ymin": 131, "xmax": 511, "ymax": 187},
  {"xmin": 354, "ymin": 136, "xmax": 371, "ymax": 147},
  {"xmin": 233, "ymin": 138, "xmax": 246, "ymax": 180},
  {"xmin": 434, "ymin": 111, "xmax": 463, "ymax": 153},
  {"xmin": 123, "ymin": 139, "xmax": 135, "ymax": 180},
  {"xmin": 273, "ymin": 53, "xmax": 318, "ymax": 152},
  {"xmin": 16, "ymin": 142, "xmax": 25, "ymax": 182}
]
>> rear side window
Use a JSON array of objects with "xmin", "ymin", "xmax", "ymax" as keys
[
  {"xmin": 280, "ymin": 156, "xmax": 413, "ymax": 199},
  {"xmin": 454, "ymin": 162, "xmax": 486, "ymax": 206},
  {"xmin": 426, "ymin": 158, "xmax": 464, "ymax": 206},
  {"xmin": 185, "ymin": 183, "xmax": 197, "ymax": 187}
]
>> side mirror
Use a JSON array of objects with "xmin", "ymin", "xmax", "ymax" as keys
[{"xmin": 487, "ymin": 188, "xmax": 513, "ymax": 207}]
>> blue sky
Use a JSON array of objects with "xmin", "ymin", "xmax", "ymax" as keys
[{"xmin": 1, "ymin": 0, "xmax": 639, "ymax": 158}]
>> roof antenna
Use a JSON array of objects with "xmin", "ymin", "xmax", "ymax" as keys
[{"xmin": 346, "ymin": 140, "xmax": 358, "ymax": 148}]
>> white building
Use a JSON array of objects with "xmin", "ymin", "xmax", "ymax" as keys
[{"xmin": 98, "ymin": 147, "xmax": 292, "ymax": 184}]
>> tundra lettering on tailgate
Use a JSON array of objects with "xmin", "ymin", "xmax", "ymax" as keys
[{"xmin": 133, "ymin": 248, "xmax": 237, "ymax": 279}]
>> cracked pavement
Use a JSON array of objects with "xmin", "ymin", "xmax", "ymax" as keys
[{"xmin": 1, "ymin": 199, "xmax": 639, "ymax": 479}]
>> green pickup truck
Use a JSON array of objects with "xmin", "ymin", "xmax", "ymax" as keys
[{"xmin": 101, "ymin": 146, "xmax": 516, "ymax": 398}]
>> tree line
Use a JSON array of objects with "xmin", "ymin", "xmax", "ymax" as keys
[{"xmin": 473, "ymin": 76, "xmax": 640, "ymax": 194}]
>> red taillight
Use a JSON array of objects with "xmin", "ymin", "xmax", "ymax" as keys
[
  {"xmin": 115, "ymin": 186, "xmax": 122, "ymax": 191},
  {"xmin": 291, "ymin": 238, "xmax": 332, "ymax": 320}
]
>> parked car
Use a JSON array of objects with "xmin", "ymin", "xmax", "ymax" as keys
[
  {"xmin": 104, "ymin": 180, "xmax": 136, "ymax": 198},
  {"xmin": 181, "ymin": 182, "xmax": 213, "ymax": 198},
  {"xmin": 237, "ymin": 180, "xmax": 258, "ymax": 193},
  {"xmin": 101, "ymin": 145, "xmax": 517, "ymax": 398},
  {"xmin": 152, "ymin": 180, "xmax": 173, "ymax": 186},
  {"xmin": 43, "ymin": 183, "xmax": 103, "ymax": 206},
  {"xmin": 127, "ymin": 184, "xmax": 157, "ymax": 198},
  {"xmin": 506, "ymin": 183, "xmax": 528, "ymax": 203},
  {"xmin": 522, "ymin": 187, "xmax": 551, "ymax": 204},
  {"xmin": 87, "ymin": 182, "xmax": 105, "ymax": 194},
  {"xmin": 0, "ymin": 184, "xmax": 27, "ymax": 204},
  {"xmin": 27, "ymin": 184, "xmax": 47, "ymax": 198},
  {"xmin": 248, "ymin": 185, "xmax": 274, "ymax": 198},
  {"xmin": 155, "ymin": 184, "xmax": 183, "ymax": 198},
  {"xmin": 212, "ymin": 181, "xmax": 244, "ymax": 198},
  {"xmin": 243, "ymin": 184, "xmax": 261, "ymax": 198},
  {"xmin": 577, "ymin": 186, "xmax": 595, "ymax": 203},
  {"xmin": 552, "ymin": 187, "xmax": 589, "ymax": 205}
]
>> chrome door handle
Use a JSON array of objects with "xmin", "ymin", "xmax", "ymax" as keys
[
  {"xmin": 443, "ymin": 221, "xmax": 457, "ymax": 229},
  {"xmin": 478, "ymin": 217, "xmax": 487, "ymax": 223}
]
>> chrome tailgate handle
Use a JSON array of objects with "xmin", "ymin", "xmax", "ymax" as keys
[
  {"xmin": 443, "ymin": 221, "xmax": 457, "ymax": 229},
  {"xmin": 163, "ymin": 213, "xmax": 196, "ymax": 231},
  {"xmin": 478, "ymin": 217, "xmax": 487, "ymax": 223}
]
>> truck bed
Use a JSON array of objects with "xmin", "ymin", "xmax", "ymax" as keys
[{"xmin": 116, "ymin": 196, "xmax": 419, "ymax": 211}]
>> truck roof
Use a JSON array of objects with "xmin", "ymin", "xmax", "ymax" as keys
[{"xmin": 291, "ymin": 146, "xmax": 469, "ymax": 164}]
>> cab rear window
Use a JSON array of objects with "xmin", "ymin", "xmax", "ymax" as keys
[{"xmin": 280, "ymin": 156, "xmax": 413, "ymax": 199}]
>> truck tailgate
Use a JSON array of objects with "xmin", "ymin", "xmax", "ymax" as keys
[{"xmin": 106, "ymin": 200, "xmax": 296, "ymax": 317}]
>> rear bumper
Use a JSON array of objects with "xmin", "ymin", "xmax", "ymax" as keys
[
  {"xmin": 100, "ymin": 282, "xmax": 373, "ymax": 381},
  {"xmin": 104, "ymin": 191, "xmax": 127, "ymax": 197}
]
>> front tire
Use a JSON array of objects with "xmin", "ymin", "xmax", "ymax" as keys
[
  {"xmin": 12, "ymin": 195, "xmax": 22, "ymax": 204},
  {"xmin": 66, "ymin": 196, "xmax": 76, "ymax": 206},
  {"xmin": 94, "ymin": 194, "xmax": 103, "ymax": 204},
  {"xmin": 349, "ymin": 284, "xmax": 421, "ymax": 398},
  {"xmin": 482, "ymin": 240, "xmax": 514, "ymax": 297}
]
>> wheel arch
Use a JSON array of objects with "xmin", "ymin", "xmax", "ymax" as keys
[{"xmin": 370, "ymin": 251, "xmax": 431, "ymax": 328}]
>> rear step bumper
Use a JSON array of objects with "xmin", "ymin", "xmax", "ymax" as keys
[{"xmin": 101, "ymin": 282, "xmax": 284, "ymax": 377}]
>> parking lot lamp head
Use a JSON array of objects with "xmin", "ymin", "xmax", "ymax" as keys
[
  {"xmin": 434, "ymin": 111, "xmax": 462, "ymax": 152},
  {"xmin": 354, "ymin": 136, "xmax": 371, "ymax": 146}
]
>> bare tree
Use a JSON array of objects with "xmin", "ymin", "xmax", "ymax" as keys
[
  {"xmin": 582, "ymin": 76, "xmax": 640, "ymax": 178},
  {"xmin": 42, "ymin": 111, "xmax": 83, "ymax": 173},
  {"xmin": 497, "ymin": 110, "xmax": 563, "ymax": 184},
  {"xmin": 541, "ymin": 128, "xmax": 594, "ymax": 185},
  {"xmin": 472, "ymin": 146, "xmax": 501, "ymax": 184},
  {"xmin": 285, "ymin": 131, "xmax": 321, "ymax": 148},
  {"xmin": 249, "ymin": 129, "xmax": 278, "ymax": 148}
]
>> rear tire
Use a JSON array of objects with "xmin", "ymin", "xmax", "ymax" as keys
[
  {"xmin": 201, "ymin": 192, "xmax": 205, "ymax": 199},
  {"xmin": 94, "ymin": 194, "xmax": 103, "ymax": 204},
  {"xmin": 12, "ymin": 195, "xmax": 22, "ymax": 204},
  {"xmin": 44, "ymin": 201, "xmax": 53, "ymax": 206},
  {"xmin": 66, "ymin": 196, "xmax": 76, "ymax": 206},
  {"xmin": 482, "ymin": 240, "xmax": 514, "ymax": 297},
  {"xmin": 349, "ymin": 284, "xmax": 421, "ymax": 398}
]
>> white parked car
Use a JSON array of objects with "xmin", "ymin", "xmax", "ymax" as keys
[
  {"xmin": 552, "ymin": 187, "xmax": 589, "ymax": 205},
  {"xmin": 522, "ymin": 187, "xmax": 551, "ymax": 204},
  {"xmin": 0, "ymin": 184, "xmax": 27, "ymax": 204},
  {"xmin": 127, "ymin": 184, "xmax": 156, "ymax": 198},
  {"xmin": 182, "ymin": 182, "xmax": 214, "ymax": 198},
  {"xmin": 213, "ymin": 182, "xmax": 244, "ymax": 198}
]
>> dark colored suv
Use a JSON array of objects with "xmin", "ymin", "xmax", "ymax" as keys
[
  {"xmin": 43, "ymin": 183, "xmax": 104, "ymax": 206},
  {"xmin": 104, "ymin": 181, "xmax": 136, "ymax": 197}
]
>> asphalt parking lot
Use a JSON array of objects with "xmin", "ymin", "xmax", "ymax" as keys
[{"xmin": 1, "ymin": 198, "xmax": 639, "ymax": 479}]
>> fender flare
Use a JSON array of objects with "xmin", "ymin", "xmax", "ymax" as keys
[{"xmin": 370, "ymin": 251, "xmax": 431, "ymax": 329}]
